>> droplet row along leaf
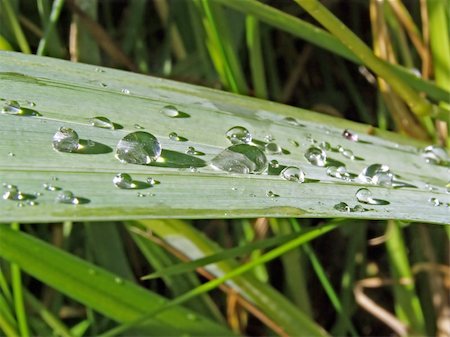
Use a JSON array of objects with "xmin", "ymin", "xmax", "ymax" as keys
[{"xmin": 0, "ymin": 52, "xmax": 449, "ymax": 224}]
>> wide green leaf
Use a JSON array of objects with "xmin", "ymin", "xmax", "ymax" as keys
[{"xmin": 0, "ymin": 52, "xmax": 448, "ymax": 224}]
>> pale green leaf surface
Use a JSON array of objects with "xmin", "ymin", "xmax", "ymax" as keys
[{"xmin": 0, "ymin": 52, "xmax": 448, "ymax": 224}]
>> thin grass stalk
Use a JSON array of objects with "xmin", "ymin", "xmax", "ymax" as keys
[
  {"xmin": 36, "ymin": 0, "xmax": 65, "ymax": 56},
  {"xmin": 246, "ymin": 16, "xmax": 268, "ymax": 99},
  {"xmin": 1, "ymin": 0, "xmax": 31, "ymax": 53}
]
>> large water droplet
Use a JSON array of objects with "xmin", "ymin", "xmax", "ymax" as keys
[
  {"xmin": 52, "ymin": 127, "xmax": 80, "ymax": 153},
  {"xmin": 56, "ymin": 191, "xmax": 80, "ymax": 205},
  {"xmin": 265, "ymin": 142, "xmax": 282, "ymax": 154},
  {"xmin": 113, "ymin": 173, "xmax": 136, "ymax": 189},
  {"xmin": 2, "ymin": 185, "xmax": 24, "ymax": 200},
  {"xmin": 115, "ymin": 131, "xmax": 161, "ymax": 165},
  {"xmin": 211, "ymin": 144, "xmax": 268, "ymax": 174},
  {"xmin": 421, "ymin": 145, "xmax": 449, "ymax": 166},
  {"xmin": 358, "ymin": 164, "xmax": 393, "ymax": 186},
  {"xmin": 304, "ymin": 146, "xmax": 326, "ymax": 166},
  {"xmin": 342, "ymin": 129, "xmax": 359, "ymax": 142},
  {"xmin": 225, "ymin": 126, "xmax": 252, "ymax": 144},
  {"xmin": 89, "ymin": 116, "xmax": 115, "ymax": 129},
  {"xmin": 281, "ymin": 166, "xmax": 305, "ymax": 183}
]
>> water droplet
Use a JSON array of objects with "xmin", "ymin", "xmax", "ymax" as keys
[
  {"xmin": 264, "ymin": 134, "xmax": 274, "ymax": 142},
  {"xmin": 342, "ymin": 129, "xmax": 359, "ymax": 142},
  {"xmin": 2, "ymin": 185, "xmax": 24, "ymax": 200},
  {"xmin": 43, "ymin": 183, "xmax": 61, "ymax": 191},
  {"xmin": 326, "ymin": 166, "xmax": 350, "ymax": 180},
  {"xmin": 160, "ymin": 105, "xmax": 190, "ymax": 118},
  {"xmin": 17, "ymin": 202, "xmax": 25, "ymax": 207},
  {"xmin": 283, "ymin": 117, "xmax": 300, "ymax": 126},
  {"xmin": 341, "ymin": 149, "xmax": 355, "ymax": 160},
  {"xmin": 51, "ymin": 176, "xmax": 59, "ymax": 181},
  {"xmin": 289, "ymin": 139, "xmax": 299, "ymax": 147},
  {"xmin": 352, "ymin": 204, "xmax": 365, "ymax": 212},
  {"xmin": 134, "ymin": 124, "xmax": 145, "ymax": 129},
  {"xmin": 115, "ymin": 131, "xmax": 161, "ymax": 165},
  {"xmin": 185, "ymin": 146, "xmax": 205, "ymax": 156},
  {"xmin": 52, "ymin": 127, "xmax": 80, "ymax": 153},
  {"xmin": 114, "ymin": 277, "xmax": 124, "ymax": 284},
  {"xmin": 121, "ymin": 88, "xmax": 130, "ymax": 94},
  {"xmin": 355, "ymin": 188, "xmax": 389, "ymax": 205},
  {"xmin": 334, "ymin": 202, "xmax": 350, "ymax": 212},
  {"xmin": 304, "ymin": 146, "xmax": 326, "ymax": 166},
  {"xmin": 281, "ymin": 166, "xmax": 305, "ymax": 183},
  {"xmin": 266, "ymin": 190, "xmax": 280, "ymax": 198},
  {"xmin": 269, "ymin": 160, "xmax": 279, "ymax": 168},
  {"xmin": 231, "ymin": 187, "xmax": 238, "ymax": 191},
  {"xmin": 89, "ymin": 116, "xmax": 115, "ymax": 129},
  {"xmin": 358, "ymin": 164, "xmax": 393, "ymax": 186},
  {"xmin": 421, "ymin": 145, "xmax": 449, "ymax": 166},
  {"xmin": 55, "ymin": 191, "xmax": 80, "ymax": 205},
  {"xmin": 8, "ymin": 152, "xmax": 15, "ymax": 157},
  {"xmin": 146, "ymin": 177, "xmax": 156, "ymax": 186},
  {"xmin": 95, "ymin": 67, "xmax": 105, "ymax": 73},
  {"xmin": 225, "ymin": 126, "xmax": 252, "ymax": 145},
  {"xmin": 189, "ymin": 166, "xmax": 197, "ymax": 173},
  {"xmin": 27, "ymin": 101, "xmax": 36, "ymax": 107},
  {"xmin": 169, "ymin": 132, "xmax": 188, "ymax": 142},
  {"xmin": 265, "ymin": 142, "xmax": 282, "ymax": 154},
  {"xmin": 1, "ymin": 100, "xmax": 41, "ymax": 116},
  {"xmin": 99, "ymin": 82, "xmax": 108, "ymax": 88},
  {"xmin": 113, "ymin": 173, "xmax": 136, "ymax": 189},
  {"xmin": 428, "ymin": 197, "xmax": 441, "ymax": 206},
  {"xmin": 319, "ymin": 141, "xmax": 331, "ymax": 151},
  {"xmin": 137, "ymin": 192, "xmax": 147, "ymax": 197},
  {"xmin": 211, "ymin": 144, "xmax": 268, "ymax": 174}
]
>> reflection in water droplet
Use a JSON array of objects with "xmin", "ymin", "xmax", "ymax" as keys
[
  {"xmin": 428, "ymin": 197, "xmax": 441, "ymax": 206},
  {"xmin": 266, "ymin": 190, "xmax": 280, "ymax": 198},
  {"xmin": 2, "ymin": 185, "xmax": 24, "ymax": 200},
  {"xmin": 89, "ymin": 116, "xmax": 115, "ymax": 129},
  {"xmin": 52, "ymin": 127, "xmax": 80, "ymax": 153},
  {"xmin": 305, "ymin": 146, "xmax": 326, "ymax": 166},
  {"xmin": 56, "ymin": 191, "xmax": 79, "ymax": 205},
  {"xmin": 334, "ymin": 202, "xmax": 350, "ymax": 212},
  {"xmin": 421, "ymin": 145, "xmax": 449, "ymax": 166},
  {"xmin": 281, "ymin": 166, "xmax": 305, "ymax": 183},
  {"xmin": 342, "ymin": 129, "xmax": 359, "ymax": 141},
  {"xmin": 358, "ymin": 164, "xmax": 393, "ymax": 186},
  {"xmin": 265, "ymin": 142, "xmax": 282, "ymax": 154},
  {"xmin": 185, "ymin": 146, "xmax": 205, "ymax": 156},
  {"xmin": 121, "ymin": 88, "xmax": 130, "ymax": 94},
  {"xmin": 115, "ymin": 131, "xmax": 161, "ymax": 164},
  {"xmin": 211, "ymin": 144, "xmax": 268, "ymax": 174},
  {"xmin": 326, "ymin": 166, "xmax": 350, "ymax": 180},
  {"xmin": 113, "ymin": 173, "xmax": 136, "ymax": 189},
  {"xmin": 226, "ymin": 126, "xmax": 252, "ymax": 144}
]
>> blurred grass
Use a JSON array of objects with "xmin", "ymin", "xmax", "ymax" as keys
[{"xmin": 0, "ymin": 1, "xmax": 449, "ymax": 336}]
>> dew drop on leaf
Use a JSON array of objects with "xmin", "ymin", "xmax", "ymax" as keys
[
  {"xmin": 421, "ymin": 145, "xmax": 449, "ymax": 166},
  {"xmin": 55, "ymin": 191, "xmax": 80, "ymax": 205},
  {"xmin": 225, "ymin": 126, "xmax": 252, "ymax": 145},
  {"xmin": 113, "ymin": 173, "xmax": 136, "ymax": 189},
  {"xmin": 211, "ymin": 144, "xmax": 268, "ymax": 174},
  {"xmin": 265, "ymin": 142, "xmax": 282, "ymax": 154},
  {"xmin": 358, "ymin": 164, "xmax": 393, "ymax": 187},
  {"xmin": 89, "ymin": 116, "xmax": 115, "ymax": 129},
  {"xmin": 281, "ymin": 166, "xmax": 305, "ymax": 183},
  {"xmin": 334, "ymin": 202, "xmax": 350, "ymax": 212},
  {"xmin": 52, "ymin": 127, "xmax": 80, "ymax": 153},
  {"xmin": 304, "ymin": 146, "xmax": 327, "ymax": 166},
  {"xmin": 115, "ymin": 131, "xmax": 161, "ymax": 165},
  {"xmin": 2, "ymin": 185, "xmax": 24, "ymax": 201}
]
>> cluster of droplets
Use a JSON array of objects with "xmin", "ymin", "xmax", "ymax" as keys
[
  {"xmin": 421, "ymin": 145, "xmax": 449, "ymax": 166},
  {"xmin": 1, "ymin": 100, "xmax": 41, "ymax": 116}
]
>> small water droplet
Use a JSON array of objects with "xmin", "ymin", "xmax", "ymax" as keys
[
  {"xmin": 43, "ymin": 183, "xmax": 61, "ymax": 191},
  {"xmin": 289, "ymin": 139, "xmax": 299, "ymax": 147},
  {"xmin": 342, "ymin": 129, "xmax": 359, "ymax": 142},
  {"xmin": 281, "ymin": 166, "xmax": 305, "ymax": 183},
  {"xmin": 421, "ymin": 145, "xmax": 449, "ymax": 166},
  {"xmin": 114, "ymin": 277, "xmax": 124, "ymax": 284},
  {"xmin": 428, "ymin": 197, "xmax": 441, "ymax": 206},
  {"xmin": 99, "ymin": 82, "xmax": 108, "ymax": 88},
  {"xmin": 319, "ymin": 141, "xmax": 331, "ymax": 151},
  {"xmin": 17, "ymin": 201, "xmax": 25, "ymax": 207},
  {"xmin": 326, "ymin": 166, "xmax": 350, "ymax": 180},
  {"xmin": 266, "ymin": 190, "xmax": 280, "ymax": 198},
  {"xmin": 146, "ymin": 177, "xmax": 156, "ymax": 186},
  {"xmin": 27, "ymin": 101, "xmax": 36, "ymax": 107},
  {"xmin": 334, "ymin": 202, "xmax": 350, "ymax": 212},
  {"xmin": 55, "ymin": 191, "xmax": 80, "ymax": 205},
  {"xmin": 89, "ymin": 116, "xmax": 115, "ymax": 129},
  {"xmin": 304, "ymin": 146, "xmax": 327, "ymax": 166},
  {"xmin": 115, "ymin": 131, "xmax": 161, "ymax": 165},
  {"xmin": 189, "ymin": 166, "xmax": 197, "ymax": 173},
  {"xmin": 52, "ymin": 127, "xmax": 80, "ymax": 153},
  {"xmin": 264, "ymin": 134, "xmax": 274, "ymax": 142},
  {"xmin": 358, "ymin": 164, "xmax": 393, "ymax": 186},
  {"xmin": 211, "ymin": 144, "xmax": 268, "ymax": 174},
  {"xmin": 341, "ymin": 149, "xmax": 355, "ymax": 160},
  {"xmin": 121, "ymin": 88, "xmax": 130, "ymax": 94},
  {"xmin": 2, "ymin": 185, "xmax": 24, "ymax": 200},
  {"xmin": 231, "ymin": 187, "xmax": 238, "ymax": 191},
  {"xmin": 265, "ymin": 142, "xmax": 282, "ymax": 154},
  {"xmin": 137, "ymin": 192, "xmax": 147, "ymax": 197},
  {"xmin": 113, "ymin": 173, "xmax": 136, "ymax": 189},
  {"xmin": 352, "ymin": 204, "xmax": 366, "ymax": 212},
  {"xmin": 1, "ymin": 100, "xmax": 41, "ymax": 116},
  {"xmin": 169, "ymin": 132, "xmax": 188, "ymax": 142},
  {"xmin": 306, "ymin": 134, "xmax": 316, "ymax": 144},
  {"xmin": 160, "ymin": 105, "xmax": 189, "ymax": 118},
  {"xmin": 185, "ymin": 146, "xmax": 205, "ymax": 156},
  {"xmin": 355, "ymin": 188, "xmax": 389, "ymax": 205},
  {"xmin": 225, "ymin": 126, "xmax": 252, "ymax": 145},
  {"xmin": 269, "ymin": 160, "xmax": 279, "ymax": 168},
  {"xmin": 8, "ymin": 152, "xmax": 15, "ymax": 157},
  {"xmin": 283, "ymin": 117, "xmax": 300, "ymax": 126},
  {"xmin": 95, "ymin": 67, "xmax": 105, "ymax": 73},
  {"xmin": 134, "ymin": 124, "xmax": 145, "ymax": 129}
]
